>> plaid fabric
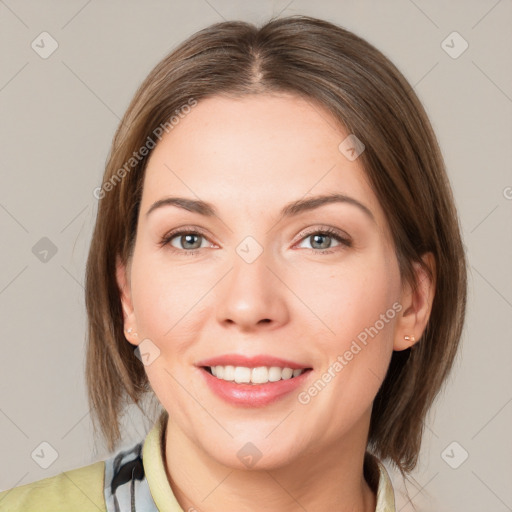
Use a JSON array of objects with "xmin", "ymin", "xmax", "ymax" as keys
[{"xmin": 104, "ymin": 441, "xmax": 159, "ymax": 512}]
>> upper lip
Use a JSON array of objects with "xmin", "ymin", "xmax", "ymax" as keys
[{"xmin": 196, "ymin": 354, "xmax": 311, "ymax": 370}]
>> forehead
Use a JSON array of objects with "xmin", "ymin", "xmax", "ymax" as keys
[{"xmin": 141, "ymin": 93, "xmax": 386, "ymax": 228}]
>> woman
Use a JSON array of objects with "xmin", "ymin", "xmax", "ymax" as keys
[{"xmin": 0, "ymin": 15, "xmax": 466, "ymax": 512}]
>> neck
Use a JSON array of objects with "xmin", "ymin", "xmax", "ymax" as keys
[{"xmin": 163, "ymin": 414, "xmax": 377, "ymax": 512}]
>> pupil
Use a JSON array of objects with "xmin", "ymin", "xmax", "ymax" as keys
[
  {"xmin": 183, "ymin": 234, "xmax": 200, "ymax": 249},
  {"xmin": 312, "ymin": 234, "xmax": 330, "ymax": 249}
]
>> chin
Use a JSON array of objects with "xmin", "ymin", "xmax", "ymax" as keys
[{"xmin": 218, "ymin": 447, "xmax": 298, "ymax": 472}]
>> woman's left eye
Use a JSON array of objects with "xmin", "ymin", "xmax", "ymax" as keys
[{"xmin": 296, "ymin": 229, "xmax": 351, "ymax": 253}]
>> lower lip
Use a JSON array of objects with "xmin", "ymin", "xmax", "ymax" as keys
[{"xmin": 200, "ymin": 367, "xmax": 312, "ymax": 407}]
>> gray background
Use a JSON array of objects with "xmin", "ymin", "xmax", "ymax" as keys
[{"xmin": 1, "ymin": 1, "xmax": 511, "ymax": 511}]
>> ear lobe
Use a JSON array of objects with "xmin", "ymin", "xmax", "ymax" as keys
[
  {"xmin": 394, "ymin": 252, "xmax": 436, "ymax": 351},
  {"xmin": 116, "ymin": 255, "xmax": 139, "ymax": 346}
]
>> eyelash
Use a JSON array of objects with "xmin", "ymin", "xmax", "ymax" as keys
[{"xmin": 159, "ymin": 226, "xmax": 352, "ymax": 256}]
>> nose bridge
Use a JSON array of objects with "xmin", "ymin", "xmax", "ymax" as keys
[{"xmin": 215, "ymin": 239, "xmax": 289, "ymax": 330}]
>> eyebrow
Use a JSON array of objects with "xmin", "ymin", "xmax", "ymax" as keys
[{"xmin": 145, "ymin": 193, "xmax": 375, "ymax": 222}]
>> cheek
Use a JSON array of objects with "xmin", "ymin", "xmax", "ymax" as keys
[
  {"xmin": 337, "ymin": 272, "xmax": 397, "ymax": 349},
  {"xmin": 293, "ymin": 254, "xmax": 400, "ymax": 398},
  {"xmin": 128, "ymin": 252, "xmax": 213, "ymax": 411},
  {"xmin": 290, "ymin": 261, "xmax": 400, "ymax": 435},
  {"xmin": 129, "ymin": 249, "xmax": 215, "ymax": 355},
  {"xmin": 292, "ymin": 254, "xmax": 400, "ymax": 345}
]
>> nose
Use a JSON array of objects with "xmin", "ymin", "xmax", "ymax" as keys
[{"xmin": 215, "ymin": 249, "xmax": 290, "ymax": 332}]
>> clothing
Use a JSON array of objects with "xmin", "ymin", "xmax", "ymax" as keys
[{"xmin": 0, "ymin": 412, "xmax": 396, "ymax": 511}]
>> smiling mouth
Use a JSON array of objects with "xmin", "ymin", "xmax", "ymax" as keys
[{"xmin": 202, "ymin": 365, "xmax": 312, "ymax": 385}]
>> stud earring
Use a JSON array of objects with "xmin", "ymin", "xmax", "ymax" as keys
[
  {"xmin": 404, "ymin": 335, "xmax": 416, "ymax": 343},
  {"xmin": 125, "ymin": 327, "xmax": 138, "ymax": 337}
]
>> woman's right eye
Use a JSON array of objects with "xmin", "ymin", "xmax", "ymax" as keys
[{"xmin": 161, "ymin": 230, "xmax": 212, "ymax": 253}]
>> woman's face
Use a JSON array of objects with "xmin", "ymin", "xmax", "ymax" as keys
[{"xmin": 118, "ymin": 93, "xmax": 417, "ymax": 469}]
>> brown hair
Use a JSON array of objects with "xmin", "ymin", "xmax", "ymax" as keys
[{"xmin": 85, "ymin": 15, "xmax": 466, "ymax": 477}]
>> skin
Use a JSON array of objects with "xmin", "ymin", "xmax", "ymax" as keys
[{"xmin": 117, "ymin": 93, "xmax": 435, "ymax": 512}]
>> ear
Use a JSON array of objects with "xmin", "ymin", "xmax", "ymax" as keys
[
  {"xmin": 116, "ymin": 255, "xmax": 139, "ymax": 347},
  {"xmin": 394, "ymin": 252, "xmax": 436, "ymax": 351}
]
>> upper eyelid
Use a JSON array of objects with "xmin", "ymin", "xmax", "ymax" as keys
[{"xmin": 296, "ymin": 225, "xmax": 350, "ymax": 239}]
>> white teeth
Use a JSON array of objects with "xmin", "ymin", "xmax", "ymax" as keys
[
  {"xmin": 234, "ymin": 366, "xmax": 251, "ymax": 383},
  {"xmin": 281, "ymin": 368, "xmax": 293, "ymax": 380},
  {"xmin": 223, "ymin": 365, "xmax": 235, "ymax": 381},
  {"xmin": 208, "ymin": 365, "xmax": 306, "ymax": 384},
  {"xmin": 251, "ymin": 366, "xmax": 269, "ymax": 384},
  {"xmin": 268, "ymin": 367, "xmax": 282, "ymax": 382}
]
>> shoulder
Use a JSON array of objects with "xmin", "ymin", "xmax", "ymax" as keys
[{"xmin": 0, "ymin": 461, "xmax": 106, "ymax": 512}]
